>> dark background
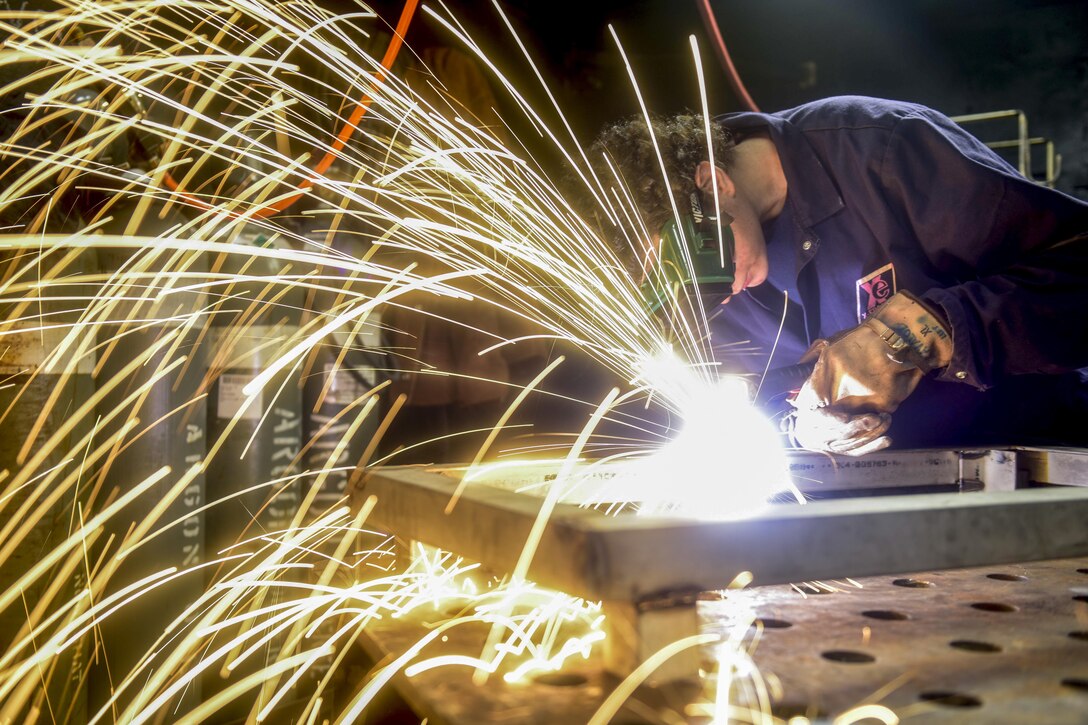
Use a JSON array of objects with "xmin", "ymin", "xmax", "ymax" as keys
[
  {"xmin": 368, "ymin": 0, "xmax": 1088, "ymax": 200},
  {"xmin": 4, "ymin": 1, "xmax": 1084, "ymax": 196}
]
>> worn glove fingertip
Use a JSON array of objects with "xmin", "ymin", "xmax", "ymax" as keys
[
  {"xmin": 865, "ymin": 413, "xmax": 892, "ymax": 434},
  {"xmin": 851, "ymin": 435, "xmax": 893, "ymax": 457}
]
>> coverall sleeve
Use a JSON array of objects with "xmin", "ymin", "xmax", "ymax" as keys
[{"xmin": 878, "ymin": 112, "xmax": 1088, "ymax": 389}]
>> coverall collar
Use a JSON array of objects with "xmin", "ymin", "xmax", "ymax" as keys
[{"xmin": 718, "ymin": 111, "xmax": 846, "ymax": 229}]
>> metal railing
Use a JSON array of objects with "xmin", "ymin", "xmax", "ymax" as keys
[{"xmin": 950, "ymin": 109, "xmax": 1062, "ymax": 188}]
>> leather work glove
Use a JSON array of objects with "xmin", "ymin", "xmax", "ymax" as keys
[
  {"xmin": 786, "ymin": 408, "xmax": 893, "ymax": 456},
  {"xmin": 787, "ymin": 291, "xmax": 954, "ymax": 455}
]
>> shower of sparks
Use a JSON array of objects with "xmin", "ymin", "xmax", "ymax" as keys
[{"xmin": 0, "ymin": 0, "xmax": 805, "ymax": 722}]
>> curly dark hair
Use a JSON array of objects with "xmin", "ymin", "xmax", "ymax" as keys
[{"xmin": 587, "ymin": 113, "xmax": 736, "ymax": 274}]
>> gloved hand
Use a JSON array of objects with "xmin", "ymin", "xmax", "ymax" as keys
[
  {"xmin": 788, "ymin": 291, "xmax": 953, "ymax": 455},
  {"xmin": 786, "ymin": 407, "xmax": 893, "ymax": 456}
]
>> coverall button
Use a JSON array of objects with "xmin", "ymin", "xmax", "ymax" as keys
[
  {"xmin": 954, "ymin": 371, "xmax": 968, "ymax": 380},
  {"xmin": 801, "ymin": 240, "xmax": 813, "ymax": 251}
]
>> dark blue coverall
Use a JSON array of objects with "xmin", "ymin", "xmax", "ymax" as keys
[{"xmin": 711, "ymin": 96, "xmax": 1088, "ymax": 447}]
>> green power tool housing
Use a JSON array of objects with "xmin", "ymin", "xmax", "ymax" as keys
[{"xmin": 640, "ymin": 191, "xmax": 736, "ymax": 313}]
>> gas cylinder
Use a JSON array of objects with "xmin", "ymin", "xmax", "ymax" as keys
[
  {"xmin": 202, "ymin": 232, "xmax": 305, "ymax": 718},
  {"xmin": 89, "ymin": 239, "xmax": 209, "ymax": 716}
]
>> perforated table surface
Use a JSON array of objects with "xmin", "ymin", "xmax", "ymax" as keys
[{"xmin": 358, "ymin": 556, "xmax": 1088, "ymax": 723}]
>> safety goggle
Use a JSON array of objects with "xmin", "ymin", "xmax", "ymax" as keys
[{"xmin": 640, "ymin": 191, "xmax": 736, "ymax": 313}]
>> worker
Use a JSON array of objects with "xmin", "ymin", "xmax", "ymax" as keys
[{"xmin": 590, "ymin": 96, "xmax": 1088, "ymax": 454}]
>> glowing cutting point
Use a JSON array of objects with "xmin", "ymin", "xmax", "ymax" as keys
[{"xmin": 631, "ymin": 369, "xmax": 791, "ymax": 519}]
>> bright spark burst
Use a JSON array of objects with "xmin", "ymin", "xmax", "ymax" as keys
[{"xmin": 0, "ymin": 0, "xmax": 820, "ymax": 722}]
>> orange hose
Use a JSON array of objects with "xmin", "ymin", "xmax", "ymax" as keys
[
  {"xmin": 161, "ymin": 0, "xmax": 419, "ymax": 218},
  {"xmin": 695, "ymin": 0, "xmax": 759, "ymax": 112}
]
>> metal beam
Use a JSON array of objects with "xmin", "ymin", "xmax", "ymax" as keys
[
  {"xmin": 359, "ymin": 452, "xmax": 1088, "ymax": 603},
  {"xmin": 1019, "ymin": 447, "xmax": 1088, "ymax": 488}
]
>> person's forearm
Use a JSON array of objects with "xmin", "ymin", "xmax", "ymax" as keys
[{"xmin": 922, "ymin": 232, "xmax": 1088, "ymax": 389}]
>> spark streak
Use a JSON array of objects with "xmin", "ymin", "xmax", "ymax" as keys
[{"xmin": 0, "ymin": 1, "xmax": 817, "ymax": 722}]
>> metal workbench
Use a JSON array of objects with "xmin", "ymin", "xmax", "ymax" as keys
[
  {"xmin": 353, "ymin": 447, "xmax": 1088, "ymax": 723},
  {"xmin": 357, "ymin": 556, "xmax": 1088, "ymax": 723}
]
